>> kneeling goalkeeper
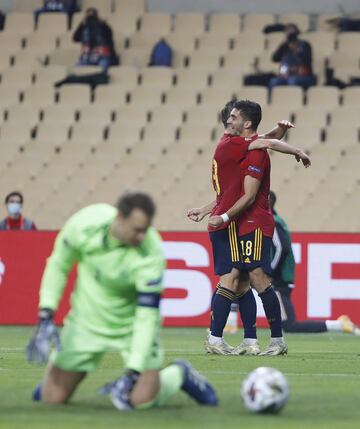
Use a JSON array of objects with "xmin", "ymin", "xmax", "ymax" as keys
[{"xmin": 27, "ymin": 190, "xmax": 217, "ymax": 410}]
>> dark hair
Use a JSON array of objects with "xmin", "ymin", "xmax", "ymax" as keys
[
  {"xmin": 5, "ymin": 191, "xmax": 23, "ymax": 204},
  {"xmin": 232, "ymin": 100, "xmax": 262, "ymax": 130},
  {"xmin": 286, "ymin": 23, "xmax": 300, "ymax": 35},
  {"xmin": 269, "ymin": 190, "xmax": 276, "ymax": 212},
  {"xmin": 86, "ymin": 7, "xmax": 98, "ymax": 16},
  {"xmin": 116, "ymin": 190, "xmax": 156, "ymax": 219},
  {"xmin": 220, "ymin": 99, "xmax": 236, "ymax": 128}
]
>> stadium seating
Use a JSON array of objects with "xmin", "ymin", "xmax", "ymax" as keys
[
  {"xmin": 174, "ymin": 13, "xmax": 206, "ymax": 36},
  {"xmin": 208, "ymin": 13, "xmax": 241, "ymax": 37},
  {"xmin": 0, "ymin": 5, "xmax": 358, "ymax": 232},
  {"xmin": 278, "ymin": 13, "xmax": 310, "ymax": 32},
  {"xmin": 242, "ymin": 13, "xmax": 275, "ymax": 31}
]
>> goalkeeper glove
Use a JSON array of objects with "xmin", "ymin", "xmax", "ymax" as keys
[
  {"xmin": 98, "ymin": 369, "xmax": 140, "ymax": 410},
  {"xmin": 26, "ymin": 308, "xmax": 61, "ymax": 364}
]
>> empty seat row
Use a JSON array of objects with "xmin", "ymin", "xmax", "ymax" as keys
[{"xmin": 9, "ymin": 5, "xmax": 358, "ymax": 35}]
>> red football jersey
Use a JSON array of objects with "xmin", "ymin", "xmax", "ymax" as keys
[
  {"xmin": 238, "ymin": 149, "xmax": 274, "ymax": 237},
  {"xmin": 209, "ymin": 133, "xmax": 258, "ymax": 232}
]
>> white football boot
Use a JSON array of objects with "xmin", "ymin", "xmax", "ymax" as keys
[
  {"xmin": 259, "ymin": 338, "xmax": 288, "ymax": 356},
  {"xmin": 204, "ymin": 335, "xmax": 234, "ymax": 355},
  {"xmin": 232, "ymin": 339, "xmax": 261, "ymax": 356}
]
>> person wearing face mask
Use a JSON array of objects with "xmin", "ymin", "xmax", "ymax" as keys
[
  {"xmin": 73, "ymin": 7, "xmax": 119, "ymax": 71},
  {"xmin": 269, "ymin": 23, "xmax": 316, "ymax": 90},
  {"xmin": 0, "ymin": 191, "xmax": 36, "ymax": 231}
]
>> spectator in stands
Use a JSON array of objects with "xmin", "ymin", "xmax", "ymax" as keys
[
  {"xmin": 0, "ymin": 191, "xmax": 36, "ymax": 231},
  {"xmin": 149, "ymin": 38, "xmax": 173, "ymax": 67},
  {"xmin": 0, "ymin": 9, "xmax": 5, "ymax": 31},
  {"xmin": 269, "ymin": 24, "xmax": 316, "ymax": 90},
  {"xmin": 73, "ymin": 7, "xmax": 119, "ymax": 71},
  {"xmin": 34, "ymin": 1, "xmax": 78, "ymax": 28},
  {"xmin": 326, "ymin": 16, "xmax": 360, "ymax": 32}
]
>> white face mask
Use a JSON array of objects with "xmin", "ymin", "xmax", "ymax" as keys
[{"xmin": 7, "ymin": 202, "xmax": 22, "ymax": 216}]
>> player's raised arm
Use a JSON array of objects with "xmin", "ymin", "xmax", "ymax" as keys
[
  {"xmin": 259, "ymin": 120, "xmax": 295, "ymax": 140},
  {"xmin": 248, "ymin": 138, "xmax": 311, "ymax": 168}
]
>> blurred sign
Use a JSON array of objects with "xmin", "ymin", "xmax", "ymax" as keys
[{"xmin": 0, "ymin": 231, "xmax": 359, "ymax": 326}]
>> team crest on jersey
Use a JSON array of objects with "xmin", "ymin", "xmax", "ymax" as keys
[
  {"xmin": 248, "ymin": 165, "xmax": 261, "ymax": 173},
  {"xmin": 0, "ymin": 258, "xmax": 5, "ymax": 285}
]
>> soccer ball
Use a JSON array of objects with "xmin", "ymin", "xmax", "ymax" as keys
[{"xmin": 241, "ymin": 367, "xmax": 289, "ymax": 414}]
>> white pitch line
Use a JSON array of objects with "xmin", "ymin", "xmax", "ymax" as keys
[
  {"xmin": 208, "ymin": 371, "xmax": 360, "ymax": 377},
  {"xmin": 0, "ymin": 348, "xmax": 24, "ymax": 352}
]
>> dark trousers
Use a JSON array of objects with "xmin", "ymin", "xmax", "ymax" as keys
[{"xmin": 276, "ymin": 285, "xmax": 327, "ymax": 333}]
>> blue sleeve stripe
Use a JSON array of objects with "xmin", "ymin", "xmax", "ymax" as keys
[
  {"xmin": 146, "ymin": 278, "xmax": 162, "ymax": 287},
  {"xmin": 137, "ymin": 292, "xmax": 161, "ymax": 308}
]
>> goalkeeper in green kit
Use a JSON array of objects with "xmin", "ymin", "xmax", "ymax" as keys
[{"xmin": 27, "ymin": 190, "xmax": 217, "ymax": 410}]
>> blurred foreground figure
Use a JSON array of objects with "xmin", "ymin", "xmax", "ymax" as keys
[{"xmin": 27, "ymin": 190, "xmax": 217, "ymax": 410}]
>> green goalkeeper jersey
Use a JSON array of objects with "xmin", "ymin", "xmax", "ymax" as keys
[{"xmin": 39, "ymin": 203, "xmax": 165, "ymax": 372}]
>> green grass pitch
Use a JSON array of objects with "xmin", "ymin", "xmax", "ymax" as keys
[{"xmin": 1, "ymin": 326, "xmax": 360, "ymax": 429}]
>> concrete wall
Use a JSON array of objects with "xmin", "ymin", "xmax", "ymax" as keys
[
  {"xmin": 0, "ymin": 0, "xmax": 359, "ymax": 14},
  {"xmin": 0, "ymin": 0, "xmax": 13, "ymax": 13},
  {"xmin": 147, "ymin": 0, "xmax": 360, "ymax": 14}
]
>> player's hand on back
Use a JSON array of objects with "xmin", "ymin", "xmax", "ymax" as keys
[{"xmin": 26, "ymin": 308, "xmax": 61, "ymax": 364}]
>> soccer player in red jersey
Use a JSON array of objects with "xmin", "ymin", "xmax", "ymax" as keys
[
  {"xmin": 188, "ymin": 100, "xmax": 311, "ymax": 355},
  {"xmin": 208, "ymin": 100, "xmax": 310, "ymax": 355}
]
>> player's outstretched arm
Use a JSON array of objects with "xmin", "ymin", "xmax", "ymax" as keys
[
  {"xmin": 259, "ymin": 120, "xmax": 295, "ymax": 140},
  {"xmin": 249, "ymin": 138, "xmax": 311, "ymax": 168},
  {"xmin": 27, "ymin": 218, "xmax": 80, "ymax": 364},
  {"xmin": 187, "ymin": 200, "xmax": 216, "ymax": 222},
  {"xmin": 267, "ymin": 139, "xmax": 311, "ymax": 167}
]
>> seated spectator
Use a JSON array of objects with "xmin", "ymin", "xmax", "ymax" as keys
[
  {"xmin": 0, "ymin": 191, "xmax": 36, "ymax": 231},
  {"xmin": 34, "ymin": 0, "xmax": 78, "ymax": 28},
  {"xmin": 73, "ymin": 7, "xmax": 119, "ymax": 72},
  {"xmin": 269, "ymin": 24, "xmax": 316, "ymax": 90},
  {"xmin": 326, "ymin": 16, "xmax": 360, "ymax": 32},
  {"xmin": 149, "ymin": 38, "xmax": 173, "ymax": 67},
  {"xmin": 0, "ymin": 9, "xmax": 5, "ymax": 31}
]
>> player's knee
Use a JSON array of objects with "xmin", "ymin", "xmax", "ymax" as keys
[
  {"xmin": 249, "ymin": 270, "xmax": 270, "ymax": 293},
  {"xmin": 131, "ymin": 370, "xmax": 160, "ymax": 407},
  {"xmin": 220, "ymin": 277, "xmax": 238, "ymax": 292},
  {"xmin": 237, "ymin": 282, "xmax": 250, "ymax": 296},
  {"xmin": 42, "ymin": 387, "xmax": 69, "ymax": 404},
  {"xmin": 131, "ymin": 387, "xmax": 157, "ymax": 407},
  {"xmin": 249, "ymin": 278, "xmax": 265, "ymax": 293}
]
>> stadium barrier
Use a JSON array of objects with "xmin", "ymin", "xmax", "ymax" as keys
[{"xmin": 0, "ymin": 231, "xmax": 359, "ymax": 326}]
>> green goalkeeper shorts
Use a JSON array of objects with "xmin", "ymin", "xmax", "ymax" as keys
[{"xmin": 50, "ymin": 321, "xmax": 163, "ymax": 373}]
